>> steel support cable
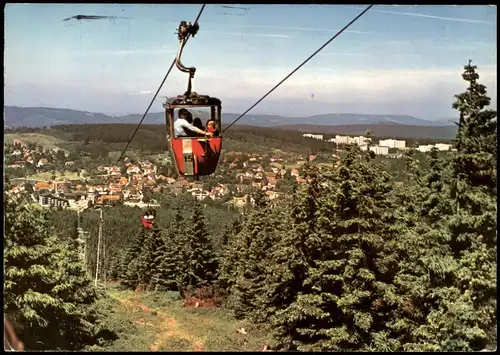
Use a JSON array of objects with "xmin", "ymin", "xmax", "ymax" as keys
[
  {"xmin": 222, "ymin": 4, "xmax": 373, "ymax": 134},
  {"xmin": 115, "ymin": 4, "xmax": 206, "ymax": 165}
]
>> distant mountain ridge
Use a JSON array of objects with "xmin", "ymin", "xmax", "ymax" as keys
[{"xmin": 4, "ymin": 106, "xmax": 456, "ymax": 129}]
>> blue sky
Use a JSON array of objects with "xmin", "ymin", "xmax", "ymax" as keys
[{"xmin": 4, "ymin": 4, "xmax": 497, "ymax": 120}]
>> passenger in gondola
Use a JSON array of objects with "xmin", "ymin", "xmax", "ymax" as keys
[
  {"xmin": 193, "ymin": 117, "xmax": 205, "ymax": 137},
  {"xmin": 174, "ymin": 108, "xmax": 212, "ymax": 138},
  {"xmin": 206, "ymin": 119, "xmax": 218, "ymax": 137}
]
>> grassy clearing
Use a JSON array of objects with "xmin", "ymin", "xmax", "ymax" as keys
[
  {"xmin": 4, "ymin": 133, "xmax": 69, "ymax": 152},
  {"xmin": 90, "ymin": 283, "xmax": 271, "ymax": 352}
]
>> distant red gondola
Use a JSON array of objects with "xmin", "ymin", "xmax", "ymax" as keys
[{"xmin": 141, "ymin": 208, "xmax": 157, "ymax": 229}]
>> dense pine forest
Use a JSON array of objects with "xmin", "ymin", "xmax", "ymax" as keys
[{"xmin": 4, "ymin": 61, "xmax": 496, "ymax": 351}]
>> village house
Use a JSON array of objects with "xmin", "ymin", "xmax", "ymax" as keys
[
  {"xmin": 127, "ymin": 165, "xmax": 141, "ymax": 174},
  {"xmin": 34, "ymin": 181, "xmax": 52, "ymax": 192},
  {"xmin": 238, "ymin": 175, "xmax": 252, "ymax": 184},
  {"xmin": 252, "ymin": 182, "xmax": 262, "ymax": 189},
  {"xmin": 39, "ymin": 193, "xmax": 70, "ymax": 209},
  {"xmin": 265, "ymin": 173, "xmax": 277, "ymax": 187},
  {"xmin": 64, "ymin": 191, "xmax": 87, "ymax": 201},
  {"xmin": 119, "ymin": 177, "xmax": 128, "ymax": 186},
  {"xmin": 235, "ymin": 184, "xmax": 252, "ymax": 194},
  {"xmin": 143, "ymin": 166, "xmax": 155, "ymax": 175},
  {"xmin": 192, "ymin": 190, "xmax": 209, "ymax": 201},
  {"xmin": 36, "ymin": 158, "xmax": 50, "ymax": 167},
  {"xmin": 265, "ymin": 190, "xmax": 281, "ymax": 201},
  {"xmin": 68, "ymin": 179, "xmax": 85, "ymax": 187},
  {"xmin": 107, "ymin": 175, "xmax": 122, "ymax": 184},
  {"xmin": 87, "ymin": 185, "xmax": 108, "ymax": 194},
  {"xmin": 232, "ymin": 194, "xmax": 254, "ymax": 208},
  {"xmin": 229, "ymin": 159, "xmax": 239, "ymax": 168},
  {"xmin": 96, "ymin": 194, "xmax": 123, "ymax": 206},
  {"xmin": 209, "ymin": 186, "xmax": 227, "ymax": 199},
  {"xmin": 53, "ymin": 182, "xmax": 72, "ymax": 194},
  {"xmin": 9, "ymin": 185, "xmax": 25, "ymax": 195},
  {"xmin": 296, "ymin": 176, "xmax": 307, "ymax": 184},
  {"xmin": 9, "ymin": 160, "xmax": 29, "ymax": 168},
  {"xmin": 108, "ymin": 186, "xmax": 123, "ymax": 194},
  {"xmin": 109, "ymin": 167, "xmax": 122, "ymax": 175}
]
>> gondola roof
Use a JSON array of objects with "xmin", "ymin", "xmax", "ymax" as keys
[{"xmin": 163, "ymin": 94, "xmax": 221, "ymax": 107}]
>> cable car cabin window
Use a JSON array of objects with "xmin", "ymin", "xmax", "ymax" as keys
[{"xmin": 172, "ymin": 106, "xmax": 220, "ymax": 138}]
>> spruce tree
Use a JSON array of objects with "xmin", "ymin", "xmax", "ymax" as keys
[
  {"xmin": 120, "ymin": 228, "xmax": 147, "ymax": 290},
  {"xmin": 410, "ymin": 61, "xmax": 497, "ymax": 352},
  {"xmin": 266, "ymin": 163, "xmax": 324, "ymax": 350},
  {"xmin": 391, "ymin": 147, "xmax": 455, "ymax": 351},
  {"xmin": 177, "ymin": 202, "xmax": 218, "ymax": 293},
  {"xmin": 267, "ymin": 145, "xmax": 404, "ymax": 351},
  {"xmin": 152, "ymin": 227, "xmax": 183, "ymax": 291},
  {"xmin": 218, "ymin": 217, "xmax": 244, "ymax": 291},
  {"xmin": 145, "ymin": 228, "xmax": 166, "ymax": 291},
  {"xmin": 226, "ymin": 189, "xmax": 281, "ymax": 322},
  {"xmin": 4, "ymin": 193, "xmax": 102, "ymax": 350}
]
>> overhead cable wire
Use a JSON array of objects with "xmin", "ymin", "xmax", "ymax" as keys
[
  {"xmin": 222, "ymin": 5, "xmax": 373, "ymax": 134},
  {"xmin": 115, "ymin": 4, "xmax": 206, "ymax": 165}
]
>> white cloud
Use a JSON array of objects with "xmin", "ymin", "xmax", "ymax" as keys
[
  {"xmin": 232, "ymin": 24, "xmax": 378, "ymax": 35},
  {"xmin": 354, "ymin": 6, "xmax": 495, "ymax": 25},
  {"xmin": 321, "ymin": 52, "xmax": 370, "ymax": 57},
  {"xmin": 5, "ymin": 62, "xmax": 496, "ymax": 119},
  {"xmin": 193, "ymin": 66, "xmax": 497, "ymax": 109},
  {"xmin": 82, "ymin": 48, "xmax": 177, "ymax": 56},
  {"xmin": 440, "ymin": 41, "xmax": 496, "ymax": 52},
  {"xmin": 203, "ymin": 30, "xmax": 294, "ymax": 39}
]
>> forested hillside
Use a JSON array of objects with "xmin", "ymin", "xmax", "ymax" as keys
[
  {"xmin": 4, "ymin": 61, "xmax": 496, "ymax": 352},
  {"xmin": 5, "ymin": 122, "xmax": 450, "ymax": 160}
]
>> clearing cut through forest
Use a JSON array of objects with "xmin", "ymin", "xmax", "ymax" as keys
[{"xmin": 99, "ymin": 284, "xmax": 271, "ymax": 352}]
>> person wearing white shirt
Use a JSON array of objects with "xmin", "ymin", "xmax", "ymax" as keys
[{"xmin": 173, "ymin": 108, "xmax": 213, "ymax": 138}]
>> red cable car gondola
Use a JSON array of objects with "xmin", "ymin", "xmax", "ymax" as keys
[
  {"xmin": 164, "ymin": 21, "xmax": 223, "ymax": 179},
  {"xmin": 140, "ymin": 208, "xmax": 157, "ymax": 230}
]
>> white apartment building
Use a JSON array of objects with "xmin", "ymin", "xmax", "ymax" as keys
[
  {"xmin": 353, "ymin": 136, "xmax": 371, "ymax": 146},
  {"xmin": 334, "ymin": 135, "xmax": 350, "ymax": 144},
  {"xmin": 379, "ymin": 139, "xmax": 406, "ymax": 149},
  {"xmin": 303, "ymin": 133, "xmax": 324, "ymax": 140},
  {"xmin": 360, "ymin": 145, "xmax": 389, "ymax": 155},
  {"xmin": 434, "ymin": 143, "xmax": 452, "ymax": 151},
  {"xmin": 334, "ymin": 135, "xmax": 371, "ymax": 146},
  {"xmin": 416, "ymin": 143, "xmax": 452, "ymax": 152},
  {"xmin": 417, "ymin": 145, "xmax": 434, "ymax": 153}
]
